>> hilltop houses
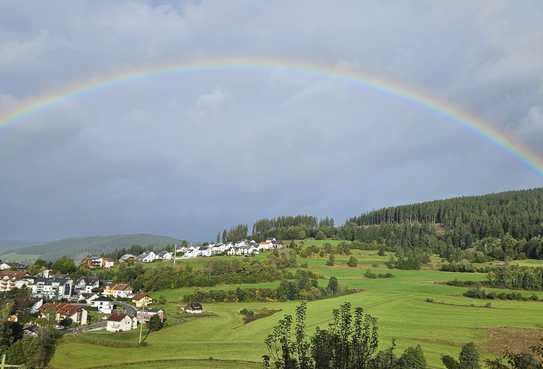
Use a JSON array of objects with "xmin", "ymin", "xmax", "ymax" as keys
[
  {"xmin": 137, "ymin": 251, "xmax": 157, "ymax": 263},
  {"xmin": 176, "ymin": 239, "xmax": 281, "ymax": 260},
  {"xmin": 156, "ymin": 251, "xmax": 173, "ymax": 261},
  {"xmin": 119, "ymin": 254, "xmax": 137, "ymax": 263}
]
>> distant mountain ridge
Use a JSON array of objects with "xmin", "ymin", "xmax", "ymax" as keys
[{"xmin": 0, "ymin": 233, "xmax": 180, "ymax": 262}]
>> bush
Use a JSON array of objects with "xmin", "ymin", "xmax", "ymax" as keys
[{"xmin": 347, "ymin": 256, "xmax": 358, "ymax": 267}]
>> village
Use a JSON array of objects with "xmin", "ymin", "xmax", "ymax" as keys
[{"xmin": 0, "ymin": 238, "xmax": 281, "ymax": 336}]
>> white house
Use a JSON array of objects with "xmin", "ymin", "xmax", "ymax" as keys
[
  {"xmin": 0, "ymin": 262, "xmax": 11, "ymax": 271},
  {"xmin": 106, "ymin": 313, "xmax": 138, "ymax": 332},
  {"xmin": 75, "ymin": 277, "xmax": 100, "ymax": 294},
  {"xmin": 138, "ymin": 251, "xmax": 157, "ymax": 263},
  {"xmin": 157, "ymin": 251, "xmax": 173, "ymax": 261},
  {"xmin": 91, "ymin": 296, "xmax": 115, "ymax": 314},
  {"xmin": 119, "ymin": 254, "xmax": 136, "ymax": 263}
]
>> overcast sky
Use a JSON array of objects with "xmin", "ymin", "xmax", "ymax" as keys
[{"xmin": 0, "ymin": 0, "xmax": 542, "ymax": 242}]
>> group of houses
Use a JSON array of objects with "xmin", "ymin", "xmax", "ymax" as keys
[
  {"xmin": 2, "ymin": 267, "xmax": 170, "ymax": 333},
  {"xmin": 179, "ymin": 239, "xmax": 282, "ymax": 259}
]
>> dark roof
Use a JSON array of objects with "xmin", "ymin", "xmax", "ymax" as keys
[
  {"xmin": 108, "ymin": 312, "xmax": 128, "ymax": 322},
  {"xmin": 185, "ymin": 302, "xmax": 202, "ymax": 310}
]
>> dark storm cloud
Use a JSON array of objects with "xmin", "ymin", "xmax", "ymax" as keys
[{"xmin": 0, "ymin": 0, "xmax": 542, "ymax": 241}]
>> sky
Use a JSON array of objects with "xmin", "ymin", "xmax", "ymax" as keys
[{"xmin": 0, "ymin": 0, "xmax": 542, "ymax": 242}]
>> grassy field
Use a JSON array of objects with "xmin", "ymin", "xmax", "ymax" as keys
[{"xmin": 50, "ymin": 249, "xmax": 543, "ymax": 369}]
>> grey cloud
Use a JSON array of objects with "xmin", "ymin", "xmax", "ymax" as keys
[{"xmin": 0, "ymin": 0, "xmax": 542, "ymax": 241}]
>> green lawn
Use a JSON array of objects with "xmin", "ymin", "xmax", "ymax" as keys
[{"xmin": 51, "ymin": 249, "xmax": 543, "ymax": 369}]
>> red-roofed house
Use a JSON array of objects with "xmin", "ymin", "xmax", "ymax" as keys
[
  {"xmin": 39, "ymin": 303, "xmax": 88, "ymax": 325},
  {"xmin": 132, "ymin": 293, "xmax": 153, "ymax": 308},
  {"xmin": 106, "ymin": 312, "xmax": 137, "ymax": 332}
]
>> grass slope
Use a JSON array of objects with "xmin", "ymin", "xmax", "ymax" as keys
[
  {"xmin": 0, "ymin": 233, "xmax": 180, "ymax": 261},
  {"xmin": 51, "ymin": 250, "xmax": 543, "ymax": 369}
]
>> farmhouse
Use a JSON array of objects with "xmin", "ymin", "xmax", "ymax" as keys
[
  {"xmin": 40, "ymin": 303, "xmax": 88, "ymax": 326},
  {"xmin": 132, "ymin": 293, "xmax": 153, "ymax": 308},
  {"xmin": 183, "ymin": 302, "xmax": 203, "ymax": 314},
  {"xmin": 106, "ymin": 312, "xmax": 137, "ymax": 332}
]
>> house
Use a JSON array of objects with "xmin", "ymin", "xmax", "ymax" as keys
[
  {"xmin": 136, "ymin": 308, "xmax": 165, "ymax": 323},
  {"xmin": 31, "ymin": 277, "xmax": 74, "ymax": 300},
  {"xmin": 137, "ymin": 251, "xmax": 157, "ymax": 263},
  {"xmin": 91, "ymin": 296, "xmax": 115, "ymax": 314},
  {"xmin": 103, "ymin": 283, "xmax": 134, "ymax": 299},
  {"xmin": 156, "ymin": 251, "xmax": 173, "ymax": 261},
  {"xmin": 0, "ymin": 262, "xmax": 11, "ymax": 271},
  {"xmin": 132, "ymin": 293, "xmax": 153, "ymax": 308},
  {"xmin": 119, "ymin": 254, "xmax": 136, "ymax": 263},
  {"xmin": 40, "ymin": 303, "xmax": 88, "ymax": 325},
  {"xmin": 183, "ymin": 302, "xmax": 203, "ymax": 314},
  {"xmin": 106, "ymin": 312, "xmax": 137, "ymax": 332},
  {"xmin": 81, "ymin": 256, "xmax": 115, "ymax": 269},
  {"xmin": 0, "ymin": 271, "xmax": 27, "ymax": 292},
  {"xmin": 259, "ymin": 239, "xmax": 281, "ymax": 251},
  {"xmin": 75, "ymin": 277, "xmax": 100, "ymax": 294}
]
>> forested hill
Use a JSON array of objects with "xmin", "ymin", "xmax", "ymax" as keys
[{"xmin": 347, "ymin": 187, "xmax": 543, "ymax": 244}]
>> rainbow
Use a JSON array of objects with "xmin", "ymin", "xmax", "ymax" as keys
[{"xmin": 1, "ymin": 57, "xmax": 542, "ymax": 176}]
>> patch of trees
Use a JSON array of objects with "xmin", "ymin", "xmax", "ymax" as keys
[
  {"xmin": 83, "ymin": 248, "xmax": 299, "ymax": 292},
  {"xmin": 251, "ymin": 215, "xmax": 337, "ymax": 241},
  {"xmin": 221, "ymin": 224, "xmax": 249, "ymax": 243},
  {"xmin": 239, "ymin": 308, "xmax": 281, "ymax": 324},
  {"xmin": 364, "ymin": 270, "xmax": 394, "ymax": 279},
  {"xmin": 487, "ymin": 266, "xmax": 543, "ymax": 291},
  {"xmin": 463, "ymin": 288, "xmax": 540, "ymax": 302},
  {"xmin": 1, "ymin": 322, "xmax": 59, "ymax": 369},
  {"xmin": 183, "ymin": 274, "xmax": 353, "ymax": 303},
  {"xmin": 263, "ymin": 302, "xmax": 429, "ymax": 369},
  {"xmin": 385, "ymin": 248, "xmax": 431, "ymax": 270}
]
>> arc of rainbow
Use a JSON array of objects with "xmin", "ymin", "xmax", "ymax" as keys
[{"xmin": 1, "ymin": 57, "xmax": 542, "ymax": 176}]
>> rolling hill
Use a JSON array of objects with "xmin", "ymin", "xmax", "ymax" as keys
[{"xmin": 0, "ymin": 233, "xmax": 180, "ymax": 262}]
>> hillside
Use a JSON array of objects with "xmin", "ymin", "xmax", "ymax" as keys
[
  {"xmin": 0, "ymin": 233, "xmax": 180, "ymax": 261},
  {"xmin": 0, "ymin": 240, "xmax": 38, "ymax": 251},
  {"xmin": 346, "ymin": 187, "xmax": 543, "ymax": 246}
]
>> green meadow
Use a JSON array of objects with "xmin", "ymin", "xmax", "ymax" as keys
[{"xmin": 50, "ymin": 249, "xmax": 543, "ymax": 369}]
